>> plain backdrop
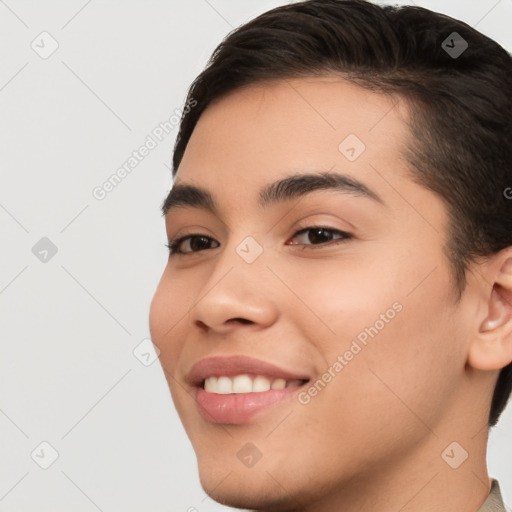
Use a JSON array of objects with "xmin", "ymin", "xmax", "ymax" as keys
[{"xmin": 1, "ymin": 1, "xmax": 511, "ymax": 511}]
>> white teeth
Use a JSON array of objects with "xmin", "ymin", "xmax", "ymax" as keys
[
  {"xmin": 202, "ymin": 375, "xmax": 305, "ymax": 394},
  {"xmin": 253, "ymin": 376, "xmax": 271, "ymax": 392},
  {"xmin": 204, "ymin": 376, "xmax": 217, "ymax": 392},
  {"xmin": 270, "ymin": 378, "xmax": 286, "ymax": 390},
  {"xmin": 232, "ymin": 375, "xmax": 252, "ymax": 393},
  {"xmin": 216, "ymin": 376, "xmax": 233, "ymax": 394}
]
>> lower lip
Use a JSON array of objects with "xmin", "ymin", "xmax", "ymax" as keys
[{"xmin": 195, "ymin": 386, "xmax": 304, "ymax": 424}]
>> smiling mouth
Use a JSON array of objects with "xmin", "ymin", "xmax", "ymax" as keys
[
  {"xmin": 195, "ymin": 376, "xmax": 310, "ymax": 424},
  {"xmin": 187, "ymin": 355, "xmax": 313, "ymax": 423},
  {"xmin": 202, "ymin": 374, "xmax": 309, "ymax": 394}
]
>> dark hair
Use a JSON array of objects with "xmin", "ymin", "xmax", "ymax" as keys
[{"xmin": 170, "ymin": 0, "xmax": 512, "ymax": 426}]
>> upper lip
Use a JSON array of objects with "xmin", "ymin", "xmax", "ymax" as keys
[{"xmin": 186, "ymin": 355, "xmax": 312, "ymax": 387}]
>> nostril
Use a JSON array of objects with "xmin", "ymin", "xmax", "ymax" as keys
[
  {"xmin": 194, "ymin": 318, "xmax": 253, "ymax": 331},
  {"xmin": 195, "ymin": 320, "xmax": 209, "ymax": 331},
  {"xmin": 228, "ymin": 318, "xmax": 253, "ymax": 325}
]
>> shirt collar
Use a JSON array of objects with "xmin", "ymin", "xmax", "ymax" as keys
[{"xmin": 478, "ymin": 480, "xmax": 507, "ymax": 512}]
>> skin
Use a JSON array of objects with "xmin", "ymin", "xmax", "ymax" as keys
[{"xmin": 149, "ymin": 77, "xmax": 512, "ymax": 511}]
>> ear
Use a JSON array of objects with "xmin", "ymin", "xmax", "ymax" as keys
[{"xmin": 468, "ymin": 252, "xmax": 512, "ymax": 371}]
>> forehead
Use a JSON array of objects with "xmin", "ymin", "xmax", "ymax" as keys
[
  {"xmin": 168, "ymin": 76, "xmax": 448, "ymax": 256},
  {"xmin": 175, "ymin": 77, "xmax": 412, "ymax": 189}
]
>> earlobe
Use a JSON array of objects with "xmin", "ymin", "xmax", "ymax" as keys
[{"xmin": 468, "ymin": 255, "xmax": 512, "ymax": 371}]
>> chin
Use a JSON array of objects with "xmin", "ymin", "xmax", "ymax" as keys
[
  {"xmin": 196, "ymin": 456, "xmax": 321, "ymax": 512},
  {"xmin": 198, "ymin": 472, "xmax": 295, "ymax": 512}
]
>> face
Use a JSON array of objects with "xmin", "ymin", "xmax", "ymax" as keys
[{"xmin": 149, "ymin": 77, "xmax": 476, "ymax": 510}]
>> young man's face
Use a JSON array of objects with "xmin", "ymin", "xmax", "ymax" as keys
[{"xmin": 150, "ymin": 78, "xmax": 481, "ymax": 509}]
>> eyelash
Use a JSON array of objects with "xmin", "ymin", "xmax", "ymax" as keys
[{"xmin": 165, "ymin": 225, "xmax": 352, "ymax": 256}]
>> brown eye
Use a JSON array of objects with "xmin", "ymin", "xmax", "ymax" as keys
[
  {"xmin": 167, "ymin": 235, "xmax": 220, "ymax": 255},
  {"xmin": 288, "ymin": 227, "xmax": 352, "ymax": 247},
  {"xmin": 307, "ymin": 228, "xmax": 336, "ymax": 244}
]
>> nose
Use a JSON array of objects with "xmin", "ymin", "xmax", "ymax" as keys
[{"xmin": 190, "ymin": 251, "xmax": 279, "ymax": 335}]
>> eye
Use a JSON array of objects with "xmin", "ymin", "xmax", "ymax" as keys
[
  {"xmin": 288, "ymin": 226, "xmax": 352, "ymax": 247},
  {"xmin": 166, "ymin": 234, "xmax": 220, "ymax": 255},
  {"xmin": 166, "ymin": 226, "xmax": 351, "ymax": 256}
]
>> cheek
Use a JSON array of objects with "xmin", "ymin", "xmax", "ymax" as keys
[
  {"xmin": 320, "ymin": 270, "xmax": 463, "ymax": 438},
  {"xmin": 289, "ymin": 247, "xmax": 464, "ymax": 431},
  {"xmin": 149, "ymin": 269, "xmax": 195, "ymax": 367},
  {"xmin": 276, "ymin": 253, "xmax": 401, "ymax": 339}
]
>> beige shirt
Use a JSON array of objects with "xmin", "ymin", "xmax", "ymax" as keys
[{"xmin": 478, "ymin": 480, "xmax": 507, "ymax": 512}]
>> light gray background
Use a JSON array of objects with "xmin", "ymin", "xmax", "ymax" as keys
[{"xmin": 1, "ymin": 1, "xmax": 511, "ymax": 511}]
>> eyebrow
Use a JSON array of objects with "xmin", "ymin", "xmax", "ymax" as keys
[{"xmin": 161, "ymin": 171, "xmax": 385, "ymax": 216}]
